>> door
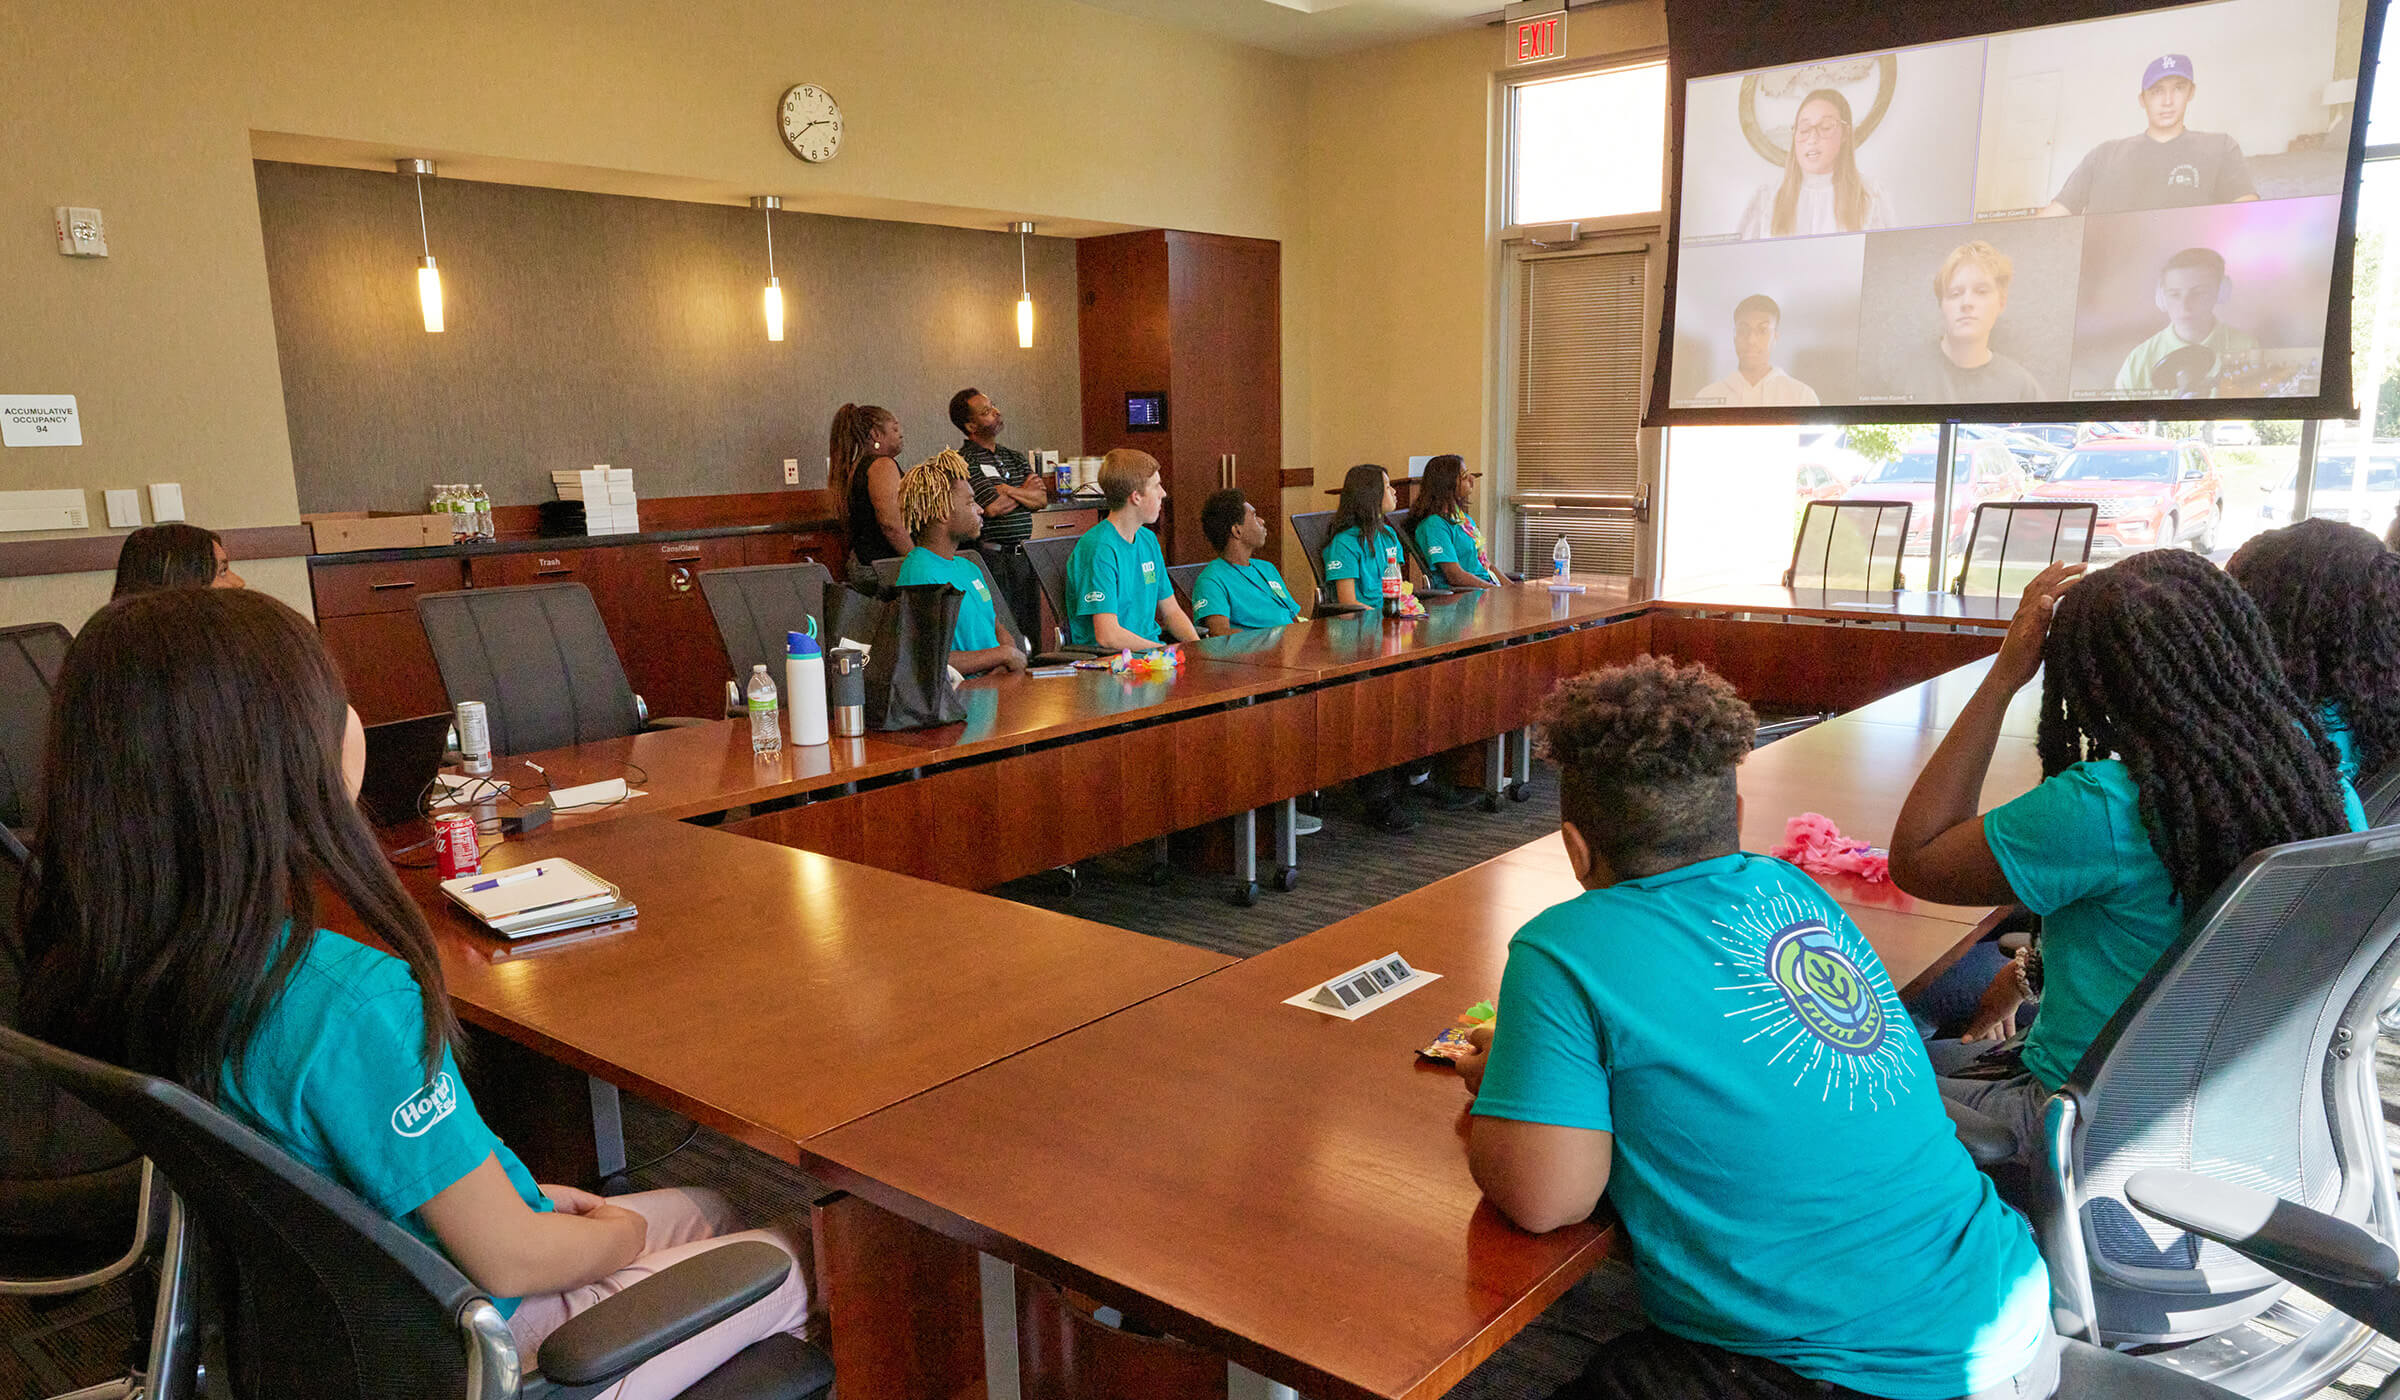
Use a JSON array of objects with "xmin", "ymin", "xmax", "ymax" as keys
[
  {"xmin": 1167, "ymin": 232, "xmax": 1283, "ymax": 566},
  {"xmin": 1500, "ymin": 246, "xmax": 1656, "ymax": 576}
]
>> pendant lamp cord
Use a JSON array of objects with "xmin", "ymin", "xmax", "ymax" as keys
[
  {"xmin": 1018, "ymin": 225, "xmax": 1029, "ymax": 297},
  {"xmin": 413, "ymin": 174, "xmax": 433, "ymax": 259},
  {"xmin": 765, "ymin": 203, "xmax": 778, "ymax": 280}
]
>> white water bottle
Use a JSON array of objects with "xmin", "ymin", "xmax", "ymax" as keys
[
  {"xmin": 785, "ymin": 631, "xmax": 829, "ymax": 747},
  {"xmin": 747, "ymin": 665, "xmax": 782, "ymax": 755},
  {"xmin": 1551, "ymin": 535, "xmax": 1572, "ymax": 580}
]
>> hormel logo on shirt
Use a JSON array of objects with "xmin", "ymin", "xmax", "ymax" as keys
[
  {"xmin": 1141, "ymin": 561, "xmax": 1155, "ymax": 576},
  {"xmin": 1084, "ymin": 590, "xmax": 1105, "ymax": 603},
  {"xmin": 391, "ymin": 1072, "xmax": 459, "ymax": 1138},
  {"xmin": 1270, "ymin": 580, "xmax": 1285, "ymax": 595}
]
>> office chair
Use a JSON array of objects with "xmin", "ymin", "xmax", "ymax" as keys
[
  {"xmin": 1957, "ymin": 828, "xmax": 2400, "ymax": 1399},
  {"xmin": 700, "ymin": 562, "xmax": 836, "ymax": 715},
  {"xmin": 1287, "ymin": 511, "xmax": 1338, "ymax": 606},
  {"xmin": 417, "ymin": 584, "xmax": 707, "ymax": 756},
  {"xmin": 1019, "ymin": 537, "xmax": 1124, "ymax": 655},
  {"xmin": 1952, "ymin": 501, "xmax": 2097, "ymax": 597},
  {"xmin": 2366, "ymin": 760, "xmax": 2400, "ymax": 829},
  {"xmin": 0, "ymin": 1022, "xmax": 835, "ymax": 1400},
  {"xmin": 1384, "ymin": 511, "xmax": 1451, "ymax": 596},
  {"xmin": 1783, "ymin": 500, "xmax": 1912, "ymax": 591},
  {"xmin": 0, "ymin": 622, "xmax": 70, "ymax": 835},
  {"xmin": 1166, "ymin": 562, "xmax": 1205, "ymax": 615}
]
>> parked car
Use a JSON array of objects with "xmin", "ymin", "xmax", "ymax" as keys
[
  {"xmin": 2026, "ymin": 436, "xmax": 2224, "ymax": 554},
  {"xmin": 2210, "ymin": 421, "xmax": 2259, "ymax": 447},
  {"xmin": 2265, "ymin": 452, "xmax": 2400, "ymax": 531},
  {"xmin": 1842, "ymin": 438, "xmax": 2027, "ymax": 555},
  {"xmin": 2006, "ymin": 423, "xmax": 2083, "ymax": 453}
]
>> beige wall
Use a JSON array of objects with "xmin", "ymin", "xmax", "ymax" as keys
[{"xmin": 1, "ymin": 0, "xmax": 1310, "ymax": 629}]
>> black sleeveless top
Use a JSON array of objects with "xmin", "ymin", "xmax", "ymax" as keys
[{"xmin": 846, "ymin": 457, "xmax": 899, "ymax": 570}]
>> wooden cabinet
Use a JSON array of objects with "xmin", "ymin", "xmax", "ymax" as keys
[
  {"xmin": 614, "ymin": 536, "xmax": 748, "ymax": 721},
  {"xmin": 739, "ymin": 528, "xmax": 844, "ymax": 575},
  {"xmin": 311, "ymin": 557, "xmax": 468, "ymax": 723},
  {"xmin": 1078, "ymin": 230, "xmax": 1281, "ymax": 566}
]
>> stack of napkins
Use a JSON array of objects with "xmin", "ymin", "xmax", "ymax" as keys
[{"xmin": 551, "ymin": 467, "xmax": 640, "ymax": 536}]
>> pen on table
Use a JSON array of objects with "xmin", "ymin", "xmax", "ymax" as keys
[
  {"xmin": 464, "ymin": 864, "xmax": 546, "ymax": 893},
  {"xmin": 523, "ymin": 761, "xmax": 547, "ymax": 775}
]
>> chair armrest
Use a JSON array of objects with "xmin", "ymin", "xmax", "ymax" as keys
[
  {"xmin": 1944, "ymin": 1099, "xmax": 2019, "ymax": 1167},
  {"xmin": 532, "ymin": 1240, "xmax": 791, "ymax": 1387},
  {"xmin": 725, "ymin": 679, "xmax": 743, "ymax": 720},
  {"xmin": 2127, "ymin": 1168, "xmax": 2399, "ymax": 1288},
  {"xmin": 1311, "ymin": 602, "xmax": 1371, "ymax": 618}
]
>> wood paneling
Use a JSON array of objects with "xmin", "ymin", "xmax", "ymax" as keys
[
  {"xmin": 812, "ymin": 1193, "xmax": 986, "ymax": 1400},
  {"xmin": 319, "ymin": 610, "xmax": 451, "ymax": 724},
  {"xmin": 1647, "ymin": 615, "xmax": 2002, "ymax": 713},
  {"xmin": 613, "ymin": 535, "xmax": 748, "ymax": 720},
  {"xmin": 1018, "ymin": 1270, "xmax": 1228, "ymax": 1400},
  {"xmin": 255, "ymin": 161, "xmax": 1083, "ymax": 514},
  {"xmin": 0, "ymin": 524, "xmax": 317, "ymax": 580}
]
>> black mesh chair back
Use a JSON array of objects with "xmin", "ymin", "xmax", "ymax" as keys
[
  {"xmin": 698, "ymin": 563, "xmax": 834, "ymax": 687},
  {"xmin": 417, "ymin": 584, "xmax": 644, "ymax": 756},
  {"xmin": 1953, "ymin": 501, "xmax": 2097, "ymax": 597},
  {"xmin": 2032, "ymin": 828, "xmax": 2400, "ymax": 1388},
  {"xmin": 874, "ymin": 553, "xmax": 1037, "ymax": 653},
  {"xmin": 1165, "ymin": 562, "xmax": 1205, "ymax": 614},
  {"xmin": 1022, "ymin": 536, "xmax": 1081, "ymax": 647},
  {"xmin": 1783, "ymin": 501, "xmax": 1911, "ymax": 590},
  {"xmin": 1289, "ymin": 511, "xmax": 1338, "ymax": 605},
  {"xmin": 1385, "ymin": 511, "xmax": 1451, "ymax": 594},
  {"xmin": 0, "ymin": 622, "xmax": 69, "ymax": 830},
  {"xmin": 0, "ymin": 1023, "xmax": 497, "ymax": 1400},
  {"xmin": 2360, "ymin": 760, "xmax": 2400, "ymax": 828}
]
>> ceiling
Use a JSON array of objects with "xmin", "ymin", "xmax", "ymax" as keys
[{"xmin": 1066, "ymin": 0, "xmax": 1503, "ymax": 57}]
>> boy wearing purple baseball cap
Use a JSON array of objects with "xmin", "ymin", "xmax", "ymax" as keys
[{"xmin": 2040, "ymin": 54, "xmax": 2259, "ymax": 215}]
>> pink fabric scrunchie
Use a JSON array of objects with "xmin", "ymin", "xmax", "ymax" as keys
[{"xmin": 1770, "ymin": 812, "xmax": 1891, "ymax": 884}]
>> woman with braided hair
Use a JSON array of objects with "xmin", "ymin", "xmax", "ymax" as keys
[
  {"xmin": 1890, "ymin": 555, "xmax": 2364, "ymax": 1164},
  {"xmin": 829, "ymin": 403, "xmax": 909, "ymax": 579},
  {"xmin": 2226, "ymin": 517, "xmax": 2400, "ymax": 784},
  {"xmin": 893, "ymin": 450, "xmax": 1026, "ymax": 676}
]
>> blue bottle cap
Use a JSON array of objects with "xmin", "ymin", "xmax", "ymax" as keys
[{"xmin": 787, "ymin": 631, "xmax": 821, "ymax": 659}]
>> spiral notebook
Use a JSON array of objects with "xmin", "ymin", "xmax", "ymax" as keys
[{"xmin": 438, "ymin": 859, "xmax": 635, "ymax": 939}]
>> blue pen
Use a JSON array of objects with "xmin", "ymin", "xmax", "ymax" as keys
[{"xmin": 464, "ymin": 864, "xmax": 545, "ymax": 893}]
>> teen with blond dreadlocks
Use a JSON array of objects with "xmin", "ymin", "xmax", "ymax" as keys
[
  {"xmin": 893, "ymin": 450, "xmax": 1026, "ymax": 676},
  {"xmin": 1891, "ymin": 556, "xmax": 2364, "ymax": 1164},
  {"xmin": 2227, "ymin": 517, "xmax": 2400, "ymax": 785}
]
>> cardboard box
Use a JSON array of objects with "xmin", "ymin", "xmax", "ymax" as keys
[{"xmin": 303, "ymin": 511, "xmax": 452, "ymax": 553}]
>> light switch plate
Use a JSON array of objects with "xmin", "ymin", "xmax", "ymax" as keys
[
  {"xmin": 148, "ymin": 482, "xmax": 184, "ymax": 522},
  {"xmin": 104, "ymin": 488, "xmax": 141, "ymax": 528},
  {"xmin": 54, "ymin": 207, "xmax": 107, "ymax": 258},
  {"xmin": 783, "ymin": 458, "xmax": 800, "ymax": 485}
]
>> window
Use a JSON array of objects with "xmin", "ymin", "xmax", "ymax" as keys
[{"xmin": 1509, "ymin": 62, "xmax": 1667, "ymax": 225}]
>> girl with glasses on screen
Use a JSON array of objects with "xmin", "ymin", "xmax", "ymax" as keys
[{"xmin": 1736, "ymin": 88, "xmax": 1895, "ymax": 240}]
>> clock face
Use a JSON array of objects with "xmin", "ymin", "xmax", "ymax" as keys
[{"xmin": 778, "ymin": 84, "xmax": 843, "ymax": 163}]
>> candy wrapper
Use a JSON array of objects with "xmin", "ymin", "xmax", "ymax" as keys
[{"xmin": 1419, "ymin": 1000, "xmax": 1497, "ymax": 1062}]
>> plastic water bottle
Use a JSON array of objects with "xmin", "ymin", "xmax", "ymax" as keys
[
  {"xmin": 469, "ymin": 484, "xmax": 494, "ymax": 541},
  {"xmin": 746, "ymin": 665, "xmax": 782, "ymax": 755},
  {"xmin": 785, "ymin": 630, "xmax": 829, "ymax": 747},
  {"xmin": 1381, "ymin": 551, "xmax": 1404, "ymax": 618},
  {"xmin": 1551, "ymin": 535, "xmax": 1573, "ymax": 581}
]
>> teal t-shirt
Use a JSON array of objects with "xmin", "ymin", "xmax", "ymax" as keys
[
  {"xmin": 1322, "ymin": 524, "xmax": 1404, "ymax": 594},
  {"xmin": 1190, "ymin": 557, "xmax": 1299, "ymax": 631},
  {"xmin": 1474, "ymin": 853, "xmax": 2049, "ymax": 1398},
  {"xmin": 1066, "ymin": 521, "xmax": 1169, "ymax": 646},
  {"xmin": 2322, "ymin": 703, "xmax": 2360, "ymax": 783},
  {"xmin": 218, "ymin": 929, "xmax": 553, "ymax": 1317},
  {"xmin": 1413, "ymin": 512, "xmax": 1495, "ymax": 583},
  {"xmin": 896, "ymin": 546, "xmax": 1002, "ymax": 653},
  {"xmin": 1985, "ymin": 759, "xmax": 2366, "ymax": 1090}
]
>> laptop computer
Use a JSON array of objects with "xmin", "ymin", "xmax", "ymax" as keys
[{"xmin": 359, "ymin": 713, "xmax": 453, "ymax": 826}]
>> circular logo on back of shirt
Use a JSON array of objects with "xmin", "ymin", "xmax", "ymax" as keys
[{"xmin": 1765, "ymin": 921, "xmax": 1885, "ymax": 1055}]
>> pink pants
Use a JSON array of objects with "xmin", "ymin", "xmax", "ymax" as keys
[{"xmin": 508, "ymin": 1187, "xmax": 815, "ymax": 1400}]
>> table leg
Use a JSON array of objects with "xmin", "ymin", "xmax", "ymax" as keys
[
  {"xmin": 1273, "ymin": 798, "xmax": 1299, "ymax": 893},
  {"xmin": 812, "ymin": 1192, "xmax": 986, "ymax": 1400},
  {"xmin": 1229, "ymin": 808, "xmax": 1259, "ymax": 907},
  {"xmin": 1481, "ymin": 735, "xmax": 1506, "ymax": 812},
  {"xmin": 589, "ymin": 1076, "xmax": 627, "ymax": 1181},
  {"xmin": 1510, "ymin": 725, "xmax": 1533, "ymax": 800},
  {"xmin": 981, "ymin": 1253, "xmax": 1021, "ymax": 1400},
  {"xmin": 1226, "ymin": 1364, "xmax": 1298, "ymax": 1400}
]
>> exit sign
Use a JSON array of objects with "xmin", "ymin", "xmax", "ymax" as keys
[{"xmin": 1510, "ymin": 8, "xmax": 1565, "ymax": 65}]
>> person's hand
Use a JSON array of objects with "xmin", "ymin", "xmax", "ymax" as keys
[
  {"xmin": 1959, "ymin": 956, "xmax": 2029, "ymax": 1043},
  {"xmin": 1988, "ymin": 561, "xmax": 2084, "ymax": 694},
  {"xmin": 541, "ymin": 1183, "xmax": 607, "ymax": 1216},
  {"xmin": 587, "ymin": 1200, "xmax": 651, "ymax": 1258},
  {"xmin": 1000, "ymin": 647, "xmax": 1029, "ymax": 674},
  {"xmin": 1456, "ymin": 1021, "xmax": 1495, "ymax": 1095}
]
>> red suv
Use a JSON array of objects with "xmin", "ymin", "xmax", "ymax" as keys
[
  {"xmin": 2026, "ymin": 436, "xmax": 2223, "ymax": 555},
  {"xmin": 1841, "ymin": 439, "xmax": 2027, "ymax": 555}
]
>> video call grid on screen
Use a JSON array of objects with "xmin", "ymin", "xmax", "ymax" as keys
[{"xmin": 1652, "ymin": 0, "xmax": 2374, "ymax": 424}]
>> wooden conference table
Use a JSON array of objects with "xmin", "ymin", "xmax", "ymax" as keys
[{"xmin": 799, "ymin": 663, "xmax": 2042, "ymax": 1400}]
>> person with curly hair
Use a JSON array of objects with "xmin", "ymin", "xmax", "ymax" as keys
[
  {"xmin": 2227, "ymin": 517, "xmax": 2400, "ymax": 784},
  {"xmin": 1458, "ymin": 656, "xmax": 2056, "ymax": 1400},
  {"xmin": 893, "ymin": 450, "xmax": 1026, "ymax": 677},
  {"xmin": 1890, "ymin": 558, "xmax": 2364, "ymax": 1164},
  {"xmin": 1403, "ymin": 454, "xmax": 1503, "ymax": 590}
]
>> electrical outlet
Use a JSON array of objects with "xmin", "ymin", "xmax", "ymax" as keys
[
  {"xmin": 783, "ymin": 458, "xmax": 800, "ymax": 486},
  {"xmin": 54, "ymin": 207, "xmax": 107, "ymax": 258},
  {"xmin": 104, "ymin": 488, "xmax": 141, "ymax": 528}
]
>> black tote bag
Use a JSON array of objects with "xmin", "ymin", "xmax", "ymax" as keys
[{"xmin": 863, "ymin": 583, "xmax": 966, "ymax": 730}]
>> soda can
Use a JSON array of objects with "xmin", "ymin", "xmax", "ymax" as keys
[
  {"xmin": 433, "ymin": 812, "xmax": 482, "ymax": 880},
  {"xmin": 455, "ymin": 700, "xmax": 494, "ymax": 776}
]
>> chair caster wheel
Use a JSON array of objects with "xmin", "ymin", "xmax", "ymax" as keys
[
  {"xmin": 1272, "ymin": 866, "xmax": 1300, "ymax": 893},
  {"xmin": 1050, "ymin": 866, "xmax": 1080, "ymax": 897},
  {"xmin": 1145, "ymin": 862, "xmax": 1174, "ymax": 888},
  {"xmin": 1480, "ymin": 793, "xmax": 1502, "ymax": 814},
  {"xmin": 598, "ymin": 1173, "xmax": 634, "ymax": 1197},
  {"xmin": 1231, "ymin": 881, "xmax": 1260, "ymax": 907},
  {"xmin": 1508, "ymin": 781, "xmax": 1531, "ymax": 803}
]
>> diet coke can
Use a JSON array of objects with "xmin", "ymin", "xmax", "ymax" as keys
[{"xmin": 433, "ymin": 811, "xmax": 482, "ymax": 880}]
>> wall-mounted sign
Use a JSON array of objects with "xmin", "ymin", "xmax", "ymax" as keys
[
  {"xmin": 0, "ymin": 395, "xmax": 81, "ymax": 447},
  {"xmin": 1507, "ymin": 6, "xmax": 1565, "ymax": 66}
]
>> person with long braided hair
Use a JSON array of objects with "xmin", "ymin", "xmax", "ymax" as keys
[
  {"xmin": 2226, "ymin": 517, "xmax": 2400, "ymax": 784},
  {"xmin": 1890, "ymin": 556, "xmax": 2364, "ymax": 1163},
  {"xmin": 894, "ymin": 450, "xmax": 1026, "ymax": 676},
  {"xmin": 828, "ymin": 403, "xmax": 909, "ymax": 577}
]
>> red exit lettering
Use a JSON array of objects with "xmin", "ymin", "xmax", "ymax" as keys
[{"xmin": 1513, "ymin": 14, "xmax": 1564, "ymax": 64}]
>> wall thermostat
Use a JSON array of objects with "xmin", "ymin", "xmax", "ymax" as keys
[
  {"xmin": 1125, "ymin": 392, "xmax": 1166, "ymax": 433},
  {"xmin": 54, "ymin": 208, "xmax": 107, "ymax": 258}
]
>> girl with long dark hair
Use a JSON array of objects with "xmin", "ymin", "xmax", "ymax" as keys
[
  {"xmin": 11, "ymin": 589, "xmax": 813, "ymax": 1398},
  {"xmin": 1888, "ymin": 555, "xmax": 2363, "ymax": 1162},
  {"xmin": 2227, "ymin": 517, "xmax": 2400, "ymax": 783},
  {"xmin": 111, "ymin": 522, "xmax": 242, "ymax": 598},
  {"xmin": 829, "ymin": 402, "xmax": 909, "ymax": 575},
  {"xmin": 1404, "ymin": 454, "xmax": 1499, "ymax": 590},
  {"xmin": 1321, "ymin": 463, "xmax": 1406, "ymax": 609},
  {"xmin": 1736, "ymin": 88, "xmax": 1894, "ymax": 240}
]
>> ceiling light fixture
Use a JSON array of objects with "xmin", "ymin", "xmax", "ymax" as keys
[
  {"xmin": 1013, "ymin": 221, "xmax": 1036, "ymax": 350},
  {"xmin": 399, "ymin": 159, "xmax": 443, "ymax": 334},
  {"xmin": 751, "ymin": 196, "xmax": 785, "ymax": 342}
]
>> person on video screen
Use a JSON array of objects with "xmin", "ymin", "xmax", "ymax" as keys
[
  {"xmin": 2041, "ymin": 55, "xmax": 2259, "ymax": 216},
  {"xmin": 1900, "ymin": 241, "xmax": 2045, "ymax": 403},
  {"xmin": 1691, "ymin": 295, "xmax": 1822, "ymax": 407},
  {"xmin": 1736, "ymin": 88, "xmax": 1896, "ymax": 239},
  {"xmin": 2114, "ymin": 247, "xmax": 2259, "ymax": 394}
]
